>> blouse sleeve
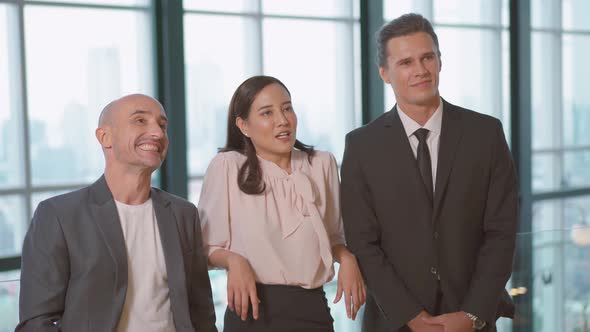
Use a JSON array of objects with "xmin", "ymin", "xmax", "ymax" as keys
[
  {"xmin": 321, "ymin": 152, "xmax": 346, "ymax": 247},
  {"xmin": 198, "ymin": 153, "xmax": 232, "ymax": 258}
]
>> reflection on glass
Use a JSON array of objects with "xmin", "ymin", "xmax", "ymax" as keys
[
  {"xmin": 183, "ymin": 0, "xmax": 257, "ymax": 13},
  {"xmin": 0, "ymin": 5, "xmax": 24, "ymax": 189},
  {"xmin": 0, "ymin": 196, "xmax": 25, "ymax": 258},
  {"xmin": 25, "ymin": 6, "xmax": 154, "ymax": 186},
  {"xmin": 434, "ymin": 0, "xmax": 505, "ymax": 26},
  {"xmin": 262, "ymin": 0, "xmax": 356, "ymax": 18},
  {"xmin": 29, "ymin": 0, "xmax": 150, "ymax": 6},
  {"xmin": 263, "ymin": 18, "xmax": 359, "ymax": 162},
  {"xmin": 184, "ymin": 14, "xmax": 257, "ymax": 176},
  {"xmin": 0, "ymin": 270, "xmax": 19, "ymax": 332}
]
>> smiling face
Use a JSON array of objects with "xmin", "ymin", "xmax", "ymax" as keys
[
  {"xmin": 379, "ymin": 32, "xmax": 441, "ymax": 110},
  {"xmin": 236, "ymin": 83, "xmax": 297, "ymax": 162},
  {"xmin": 96, "ymin": 94, "xmax": 168, "ymax": 173}
]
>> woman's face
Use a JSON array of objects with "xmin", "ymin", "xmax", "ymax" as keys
[{"xmin": 237, "ymin": 83, "xmax": 297, "ymax": 161}]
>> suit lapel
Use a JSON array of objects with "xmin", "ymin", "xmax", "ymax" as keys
[
  {"xmin": 88, "ymin": 176, "xmax": 128, "ymax": 328},
  {"xmin": 151, "ymin": 189, "xmax": 192, "ymax": 327},
  {"xmin": 433, "ymin": 100, "xmax": 464, "ymax": 221},
  {"xmin": 385, "ymin": 108, "xmax": 435, "ymax": 211}
]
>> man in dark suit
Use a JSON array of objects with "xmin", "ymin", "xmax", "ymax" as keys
[
  {"xmin": 17, "ymin": 94, "xmax": 217, "ymax": 331},
  {"xmin": 341, "ymin": 14, "xmax": 518, "ymax": 332}
]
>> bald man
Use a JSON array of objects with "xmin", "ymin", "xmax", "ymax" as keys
[{"xmin": 17, "ymin": 95, "xmax": 217, "ymax": 332}]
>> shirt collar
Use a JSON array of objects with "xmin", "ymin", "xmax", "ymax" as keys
[{"xmin": 397, "ymin": 99, "xmax": 443, "ymax": 138}]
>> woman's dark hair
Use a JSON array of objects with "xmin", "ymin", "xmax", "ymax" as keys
[{"xmin": 221, "ymin": 75, "xmax": 315, "ymax": 195}]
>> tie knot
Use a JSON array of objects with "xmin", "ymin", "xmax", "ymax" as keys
[{"xmin": 414, "ymin": 128, "xmax": 429, "ymax": 143}]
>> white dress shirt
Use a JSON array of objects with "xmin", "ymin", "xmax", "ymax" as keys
[{"xmin": 397, "ymin": 100, "xmax": 443, "ymax": 191}]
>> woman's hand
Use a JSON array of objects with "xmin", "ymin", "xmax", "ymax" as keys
[
  {"xmin": 333, "ymin": 249, "xmax": 366, "ymax": 320},
  {"xmin": 226, "ymin": 253, "xmax": 260, "ymax": 321},
  {"xmin": 209, "ymin": 249, "xmax": 260, "ymax": 321}
]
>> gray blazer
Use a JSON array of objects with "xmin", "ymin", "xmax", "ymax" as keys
[{"xmin": 16, "ymin": 176, "xmax": 217, "ymax": 332}]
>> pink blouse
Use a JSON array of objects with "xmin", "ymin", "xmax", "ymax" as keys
[{"xmin": 198, "ymin": 149, "xmax": 346, "ymax": 289}]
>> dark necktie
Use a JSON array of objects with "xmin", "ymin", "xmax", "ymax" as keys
[{"xmin": 414, "ymin": 128, "xmax": 433, "ymax": 203}]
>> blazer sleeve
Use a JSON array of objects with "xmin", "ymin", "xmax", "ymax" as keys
[
  {"xmin": 188, "ymin": 207, "xmax": 218, "ymax": 332},
  {"xmin": 16, "ymin": 201, "xmax": 69, "ymax": 332},
  {"xmin": 460, "ymin": 119, "xmax": 519, "ymax": 323},
  {"xmin": 340, "ymin": 133, "xmax": 423, "ymax": 330}
]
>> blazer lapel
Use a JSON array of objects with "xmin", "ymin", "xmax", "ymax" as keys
[
  {"xmin": 433, "ymin": 100, "xmax": 464, "ymax": 221},
  {"xmin": 151, "ymin": 189, "xmax": 192, "ymax": 328},
  {"xmin": 88, "ymin": 175, "xmax": 128, "ymax": 328}
]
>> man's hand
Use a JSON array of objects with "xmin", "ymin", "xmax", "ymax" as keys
[
  {"xmin": 422, "ymin": 311, "xmax": 474, "ymax": 332},
  {"xmin": 407, "ymin": 311, "xmax": 444, "ymax": 332}
]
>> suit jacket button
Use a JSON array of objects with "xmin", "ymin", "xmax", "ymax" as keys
[
  {"xmin": 433, "ymin": 232, "xmax": 439, "ymax": 239},
  {"xmin": 430, "ymin": 267, "xmax": 437, "ymax": 275}
]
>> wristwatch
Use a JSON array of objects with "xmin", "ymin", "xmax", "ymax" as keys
[{"xmin": 465, "ymin": 312, "xmax": 486, "ymax": 330}]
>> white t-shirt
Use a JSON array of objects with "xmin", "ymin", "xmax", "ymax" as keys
[{"xmin": 115, "ymin": 198, "xmax": 176, "ymax": 332}]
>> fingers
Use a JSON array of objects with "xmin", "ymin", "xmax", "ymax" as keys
[
  {"xmin": 249, "ymin": 285, "xmax": 260, "ymax": 320},
  {"xmin": 227, "ymin": 287, "xmax": 235, "ymax": 312},
  {"xmin": 333, "ymin": 280, "xmax": 343, "ymax": 304},
  {"xmin": 234, "ymin": 290, "xmax": 242, "ymax": 316},
  {"xmin": 422, "ymin": 314, "xmax": 444, "ymax": 325},
  {"xmin": 240, "ymin": 289, "xmax": 249, "ymax": 321},
  {"xmin": 344, "ymin": 287, "xmax": 352, "ymax": 319}
]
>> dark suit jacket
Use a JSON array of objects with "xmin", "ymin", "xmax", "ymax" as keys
[
  {"xmin": 17, "ymin": 176, "xmax": 217, "ymax": 332},
  {"xmin": 341, "ymin": 99, "xmax": 518, "ymax": 331}
]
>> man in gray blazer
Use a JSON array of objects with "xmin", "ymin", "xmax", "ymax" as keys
[
  {"xmin": 341, "ymin": 14, "xmax": 518, "ymax": 332},
  {"xmin": 17, "ymin": 94, "xmax": 217, "ymax": 331}
]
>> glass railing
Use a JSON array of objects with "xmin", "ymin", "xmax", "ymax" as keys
[
  {"xmin": 0, "ymin": 270, "xmax": 20, "ymax": 332},
  {"xmin": 2, "ymin": 227, "xmax": 590, "ymax": 331}
]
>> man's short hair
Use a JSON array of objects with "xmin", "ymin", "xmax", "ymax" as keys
[{"xmin": 376, "ymin": 13, "xmax": 441, "ymax": 68}]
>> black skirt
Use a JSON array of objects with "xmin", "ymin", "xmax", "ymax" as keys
[{"xmin": 223, "ymin": 283, "xmax": 334, "ymax": 332}]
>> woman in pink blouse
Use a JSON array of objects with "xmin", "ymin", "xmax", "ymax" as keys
[{"xmin": 198, "ymin": 76, "xmax": 366, "ymax": 331}]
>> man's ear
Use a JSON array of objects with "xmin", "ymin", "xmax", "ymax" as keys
[
  {"xmin": 95, "ymin": 127, "xmax": 112, "ymax": 148},
  {"xmin": 379, "ymin": 66, "xmax": 391, "ymax": 84},
  {"xmin": 235, "ymin": 117, "xmax": 249, "ymax": 138}
]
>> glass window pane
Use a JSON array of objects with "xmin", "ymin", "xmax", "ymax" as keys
[
  {"xmin": 564, "ymin": 149, "xmax": 590, "ymax": 189},
  {"xmin": 563, "ymin": 0, "xmax": 590, "ymax": 31},
  {"xmin": 563, "ymin": 34, "xmax": 590, "ymax": 147},
  {"xmin": 437, "ymin": 28, "xmax": 508, "ymax": 123},
  {"xmin": 184, "ymin": 14, "xmax": 258, "ymax": 176},
  {"xmin": 384, "ymin": 0, "xmax": 432, "ymax": 21},
  {"xmin": 0, "ymin": 5, "xmax": 25, "ymax": 189},
  {"xmin": 532, "ymin": 32, "xmax": 561, "ymax": 150},
  {"xmin": 531, "ymin": 0, "xmax": 560, "ymax": 29},
  {"xmin": 532, "ymin": 152, "xmax": 560, "ymax": 193},
  {"xmin": 262, "ymin": 0, "xmax": 355, "ymax": 18},
  {"xmin": 0, "ymin": 195, "xmax": 25, "ymax": 257},
  {"xmin": 24, "ymin": 6, "xmax": 154, "ymax": 186},
  {"xmin": 188, "ymin": 178, "xmax": 203, "ymax": 205},
  {"xmin": 28, "ymin": 0, "xmax": 150, "ymax": 6},
  {"xmin": 434, "ymin": 0, "xmax": 503, "ymax": 26},
  {"xmin": 531, "ymin": 197, "xmax": 590, "ymax": 332},
  {"xmin": 183, "ymin": 0, "xmax": 257, "ymax": 13},
  {"xmin": 0, "ymin": 270, "xmax": 20, "ymax": 331},
  {"xmin": 263, "ymin": 19, "xmax": 360, "ymax": 162}
]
